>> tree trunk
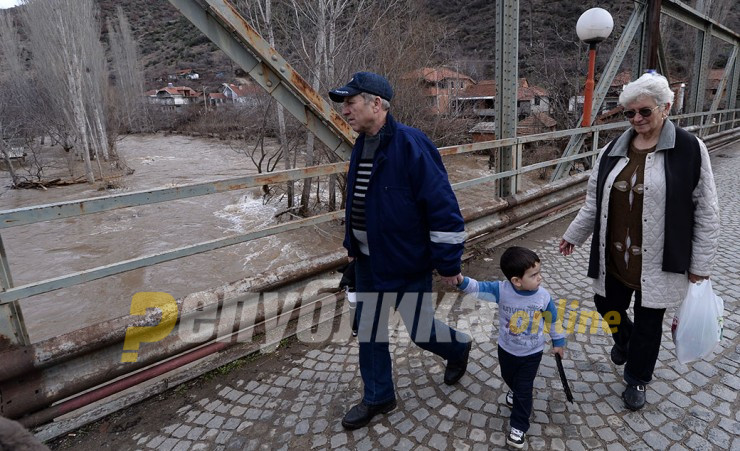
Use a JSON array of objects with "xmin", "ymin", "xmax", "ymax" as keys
[{"xmin": 298, "ymin": 1, "xmax": 327, "ymax": 217}]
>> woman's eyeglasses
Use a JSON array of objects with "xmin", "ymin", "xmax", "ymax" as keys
[{"xmin": 623, "ymin": 105, "xmax": 660, "ymax": 119}]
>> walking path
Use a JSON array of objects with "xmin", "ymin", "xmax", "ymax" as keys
[{"xmin": 51, "ymin": 144, "xmax": 739, "ymax": 450}]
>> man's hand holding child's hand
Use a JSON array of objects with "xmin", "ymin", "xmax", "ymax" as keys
[
  {"xmin": 552, "ymin": 347, "xmax": 564, "ymax": 358},
  {"xmin": 441, "ymin": 273, "xmax": 464, "ymax": 286}
]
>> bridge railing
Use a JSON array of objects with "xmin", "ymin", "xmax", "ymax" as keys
[{"xmin": 0, "ymin": 108, "xmax": 737, "ymax": 345}]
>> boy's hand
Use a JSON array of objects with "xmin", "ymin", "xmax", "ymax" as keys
[{"xmin": 552, "ymin": 346, "xmax": 564, "ymax": 358}]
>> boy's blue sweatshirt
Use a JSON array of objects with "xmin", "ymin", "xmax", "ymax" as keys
[{"xmin": 459, "ymin": 277, "xmax": 566, "ymax": 357}]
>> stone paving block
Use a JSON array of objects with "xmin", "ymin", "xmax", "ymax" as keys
[
  {"xmin": 311, "ymin": 435, "xmax": 327, "ymax": 449},
  {"xmin": 616, "ymin": 427, "xmax": 638, "ymax": 444},
  {"xmin": 667, "ymin": 444, "xmax": 689, "ymax": 451},
  {"xmin": 489, "ymin": 431, "xmax": 506, "ymax": 446},
  {"xmin": 171, "ymin": 425, "xmax": 190, "ymax": 439},
  {"xmin": 719, "ymin": 417, "xmax": 740, "ymax": 435},
  {"xmin": 395, "ymin": 438, "xmax": 415, "ymax": 451},
  {"xmin": 689, "ymin": 404, "xmax": 716, "ymax": 422},
  {"xmin": 330, "ymin": 432, "xmax": 347, "ymax": 448},
  {"xmin": 683, "ymin": 415, "xmax": 709, "ymax": 435},
  {"xmin": 595, "ymin": 427, "xmax": 617, "ymax": 442},
  {"xmin": 456, "ymin": 409, "xmax": 472, "ymax": 423},
  {"xmin": 439, "ymin": 404, "xmax": 458, "ymax": 419},
  {"xmin": 159, "ymin": 438, "xmax": 179, "ymax": 451},
  {"xmin": 438, "ymin": 419, "xmax": 453, "ymax": 433},
  {"xmin": 426, "ymin": 396, "xmax": 443, "ymax": 409},
  {"xmin": 410, "ymin": 426, "xmax": 429, "ymax": 442},
  {"xmin": 721, "ymin": 373, "xmax": 740, "ymax": 390},
  {"xmin": 605, "ymin": 443, "xmax": 628, "ymax": 451},
  {"xmin": 428, "ymin": 434, "xmax": 447, "ymax": 451},
  {"xmin": 207, "ymin": 416, "xmax": 225, "ymax": 429},
  {"xmin": 707, "ymin": 426, "xmax": 731, "ymax": 449},
  {"xmin": 378, "ymin": 433, "xmax": 397, "ymax": 448},
  {"xmin": 711, "ymin": 383, "xmax": 738, "ymax": 403},
  {"xmin": 549, "ymin": 438, "xmax": 566, "ymax": 451},
  {"xmin": 577, "ymin": 425, "xmax": 593, "ymax": 439},
  {"xmin": 146, "ymin": 436, "xmax": 166, "ymax": 449},
  {"xmin": 684, "ymin": 433, "xmax": 714, "ymax": 451},
  {"xmin": 644, "ymin": 431, "xmax": 670, "ymax": 450}
]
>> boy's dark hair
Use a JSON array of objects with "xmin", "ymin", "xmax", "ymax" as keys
[{"xmin": 500, "ymin": 246, "xmax": 540, "ymax": 281}]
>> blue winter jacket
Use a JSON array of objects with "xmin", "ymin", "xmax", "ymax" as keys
[{"xmin": 343, "ymin": 114, "xmax": 465, "ymax": 290}]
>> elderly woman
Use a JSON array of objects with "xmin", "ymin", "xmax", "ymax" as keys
[{"xmin": 559, "ymin": 72, "xmax": 719, "ymax": 411}]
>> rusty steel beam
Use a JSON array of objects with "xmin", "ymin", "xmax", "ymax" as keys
[{"xmin": 168, "ymin": 0, "xmax": 354, "ymax": 160}]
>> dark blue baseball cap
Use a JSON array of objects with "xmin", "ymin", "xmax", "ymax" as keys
[{"xmin": 329, "ymin": 72, "xmax": 393, "ymax": 102}]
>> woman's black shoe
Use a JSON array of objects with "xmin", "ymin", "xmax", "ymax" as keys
[
  {"xmin": 622, "ymin": 384, "xmax": 646, "ymax": 410},
  {"xmin": 341, "ymin": 399, "xmax": 397, "ymax": 430},
  {"xmin": 610, "ymin": 344, "xmax": 627, "ymax": 365}
]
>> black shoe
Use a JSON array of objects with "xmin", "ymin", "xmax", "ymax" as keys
[
  {"xmin": 622, "ymin": 384, "xmax": 646, "ymax": 411},
  {"xmin": 341, "ymin": 399, "xmax": 397, "ymax": 430},
  {"xmin": 610, "ymin": 344, "xmax": 627, "ymax": 365},
  {"xmin": 444, "ymin": 340, "xmax": 472, "ymax": 385}
]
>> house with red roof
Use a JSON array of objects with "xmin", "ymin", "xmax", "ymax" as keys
[
  {"xmin": 401, "ymin": 67, "xmax": 475, "ymax": 115},
  {"xmin": 146, "ymin": 84, "xmax": 199, "ymax": 107}
]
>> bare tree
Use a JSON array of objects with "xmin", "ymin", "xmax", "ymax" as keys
[
  {"xmin": 0, "ymin": 11, "xmax": 32, "ymax": 186},
  {"xmin": 238, "ymin": 0, "xmax": 295, "ymax": 210},
  {"xmin": 21, "ymin": 0, "xmax": 112, "ymax": 183},
  {"xmin": 108, "ymin": 6, "xmax": 148, "ymax": 134}
]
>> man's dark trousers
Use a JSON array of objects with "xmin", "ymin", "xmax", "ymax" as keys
[{"xmin": 354, "ymin": 254, "xmax": 469, "ymax": 405}]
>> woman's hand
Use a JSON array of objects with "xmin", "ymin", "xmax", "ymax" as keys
[
  {"xmin": 688, "ymin": 272, "xmax": 709, "ymax": 284},
  {"xmin": 559, "ymin": 239, "xmax": 575, "ymax": 256}
]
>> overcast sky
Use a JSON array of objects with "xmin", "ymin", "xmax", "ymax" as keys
[{"xmin": 0, "ymin": 0, "xmax": 20, "ymax": 9}]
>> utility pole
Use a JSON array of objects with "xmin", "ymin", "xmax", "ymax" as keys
[{"xmin": 645, "ymin": 0, "xmax": 662, "ymax": 70}]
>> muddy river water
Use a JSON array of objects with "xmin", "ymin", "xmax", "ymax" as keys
[{"xmin": 0, "ymin": 134, "xmax": 500, "ymax": 342}]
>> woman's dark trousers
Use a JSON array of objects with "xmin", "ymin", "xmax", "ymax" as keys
[{"xmin": 594, "ymin": 272, "xmax": 666, "ymax": 385}]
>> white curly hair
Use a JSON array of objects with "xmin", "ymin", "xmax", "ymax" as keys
[{"xmin": 619, "ymin": 71, "xmax": 674, "ymax": 107}]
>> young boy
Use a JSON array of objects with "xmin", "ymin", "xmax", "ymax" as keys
[{"xmin": 457, "ymin": 246, "xmax": 566, "ymax": 449}]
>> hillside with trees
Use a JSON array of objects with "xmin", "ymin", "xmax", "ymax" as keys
[{"xmin": 0, "ymin": 0, "xmax": 736, "ymax": 213}]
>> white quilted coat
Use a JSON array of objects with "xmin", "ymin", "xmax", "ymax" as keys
[{"xmin": 563, "ymin": 120, "xmax": 720, "ymax": 309}]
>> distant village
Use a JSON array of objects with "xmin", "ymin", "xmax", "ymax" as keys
[{"xmin": 146, "ymin": 66, "xmax": 729, "ymax": 141}]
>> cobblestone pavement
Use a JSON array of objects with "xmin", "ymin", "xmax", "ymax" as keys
[{"xmin": 71, "ymin": 145, "xmax": 739, "ymax": 450}]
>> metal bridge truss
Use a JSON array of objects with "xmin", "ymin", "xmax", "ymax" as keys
[{"xmin": 0, "ymin": 0, "xmax": 738, "ymax": 429}]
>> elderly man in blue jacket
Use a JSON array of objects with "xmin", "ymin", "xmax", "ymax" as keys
[{"xmin": 329, "ymin": 72, "xmax": 471, "ymax": 430}]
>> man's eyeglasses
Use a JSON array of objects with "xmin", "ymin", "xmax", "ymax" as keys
[{"xmin": 623, "ymin": 105, "xmax": 660, "ymax": 119}]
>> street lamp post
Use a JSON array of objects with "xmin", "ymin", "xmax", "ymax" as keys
[{"xmin": 576, "ymin": 7, "xmax": 614, "ymax": 127}]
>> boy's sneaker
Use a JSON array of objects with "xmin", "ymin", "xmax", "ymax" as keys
[
  {"xmin": 507, "ymin": 427, "xmax": 526, "ymax": 449},
  {"xmin": 505, "ymin": 390, "xmax": 514, "ymax": 407}
]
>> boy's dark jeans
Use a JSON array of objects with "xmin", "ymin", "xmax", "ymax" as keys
[
  {"xmin": 498, "ymin": 346, "xmax": 542, "ymax": 432},
  {"xmin": 594, "ymin": 272, "xmax": 666, "ymax": 385}
]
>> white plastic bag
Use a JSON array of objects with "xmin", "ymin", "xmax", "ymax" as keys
[{"xmin": 671, "ymin": 279, "xmax": 724, "ymax": 364}]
